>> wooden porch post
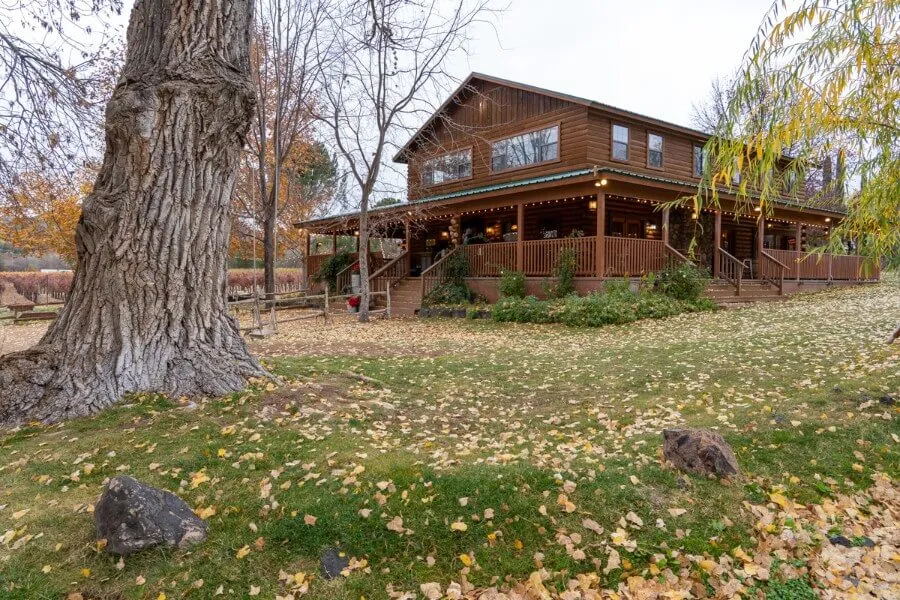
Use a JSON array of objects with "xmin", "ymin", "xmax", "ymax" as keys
[
  {"xmin": 795, "ymin": 222, "xmax": 803, "ymax": 281},
  {"xmin": 331, "ymin": 232, "xmax": 337, "ymax": 255},
  {"xmin": 405, "ymin": 217, "xmax": 411, "ymax": 252},
  {"xmin": 516, "ymin": 202, "xmax": 525, "ymax": 271},
  {"xmin": 756, "ymin": 216, "xmax": 765, "ymax": 259},
  {"xmin": 305, "ymin": 232, "xmax": 312, "ymax": 290},
  {"xmin": 713, "ymin": 210, "xmax": 722, "ymax": 278},
  {"xmin": 661, "ymin": 207, "xmax": 670, "ymax": 245},
  {"xmin": 595, "ymin": 193, "xmax": 606, "ymax": 278}
]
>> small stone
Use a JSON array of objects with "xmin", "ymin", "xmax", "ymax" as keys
[
  {"xmin": 320, "ymin": 546, "xmax": 350, "ymax": 580},
  {"xmin": 773, "ymin": 415, "xmax": 785, "ymax": 424},
  {"xmin": 662, "ymin": 428, "xmax": 741, "ymax": 479},
  {"xmin": 94, "ymin": 476, "xmax": 208, "ymax": 555},
  {"xmin": 879, "ymin": 395, "xmax": 895, "ymax": 406},
  {"xmin": 832, "ymin": 385, "xmax": 842, "ymax": 393},
  {"xmin": 829, "ymin": 535, "xmax": 853, "ymax": 548}
]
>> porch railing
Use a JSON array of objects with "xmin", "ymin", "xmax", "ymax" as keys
[
  {"xmin": 523, "ymin": 236, "xmax": 596, "ymax": 276},
  {"xmin": 718, "ymin": 248, "xmax": 744, "ymax": 295},
  {"xmin": 604, "ymin": 237, "xmax": 665, "ymax": 276},
  {"xmin": 757, "ymin": 249, "xmax": 876, "ymax": 281},
  {"xmin": 464, "ymin": 241, "xmax": 517, "ymax": 276},
  {"xmin": 759, "ymin": 251, "xmax": 788, "ymax": 294},
  {"xmin": 369, "ymin": 251, "xmax": 409, "ymax": 295},
  {"xmin": 421, "ymin": 246, "xmax": 462, "ymax": 300}
]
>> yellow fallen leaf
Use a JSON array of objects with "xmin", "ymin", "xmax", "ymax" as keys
[
  {"xmin": 458, "ymin": 554, "xmax": 472, "ymax": 567},
  {"xmin": 41, "ymin": 565, "xmax": 51, "ymax": 573},
  {"xmin": 81, "ymin": 568, "xmax": 91, "ymax": 578},
  {"xmin": 195, "ymin": 506, "xmax": 216, "ymax": 520},
  {"xmin": 236, "ymin": 545, "xmax": 251, "ymax": 559},
  {"xmin": 450, "ymin": 521, "xmax": 468, "ymax": 532},
  {"xmin": 190, "ymin": 471, "xmax": 210, "ymax": 489}
]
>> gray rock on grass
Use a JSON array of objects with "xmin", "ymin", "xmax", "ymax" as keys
[
  {"xmin": 662, "ymin": 428, "xmax": 741, "ymax": 479},
  {"xmin": 94, "ymin": 475, "xmax": 208, "ymax": 555}
]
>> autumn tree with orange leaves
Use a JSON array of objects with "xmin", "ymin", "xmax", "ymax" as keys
[{"xmin": 0, "ymin": 170, "xmax": 93, "ymax": 265}]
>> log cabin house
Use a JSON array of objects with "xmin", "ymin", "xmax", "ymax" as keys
[{"xmin": 297, "ymin": 73, "xmax": 877, "ymax": 314}]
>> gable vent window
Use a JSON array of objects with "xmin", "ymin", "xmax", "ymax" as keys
[
  {"xmin": 648, "ymin": 133, "xmax": 663, "ymax": 168},
  {"xmin": 612, "ymin": 124, "xmax": 629, "ymax": 161},
  {"xmin": 491, "ymin": 125, "xmax": 559, "ymax": 172},
  {"xmin": 422, "ymin": 149, "xmax": 472, "ymax": 186}
]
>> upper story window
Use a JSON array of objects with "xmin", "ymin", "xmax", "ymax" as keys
[
  {"xmin": 647, "ymin": 133, "xmax": 663, "ymax": 168},
  {"xmin": 490, "ymin": 125, "xmax": 559, "ymax": 172},
  {"xmin": 421, "ymin": 148, "xmax": 472, "ymax": 186},
  {"xmin": 732, "ymin": 159, "xmax": 742, "ymax": 185},
  {"xmin": 693, "ymin": 144, "xmax": 708, "ymax": 177},
  {"xmin": 612, "ymin": 124, "xmax": 629, "ymax": 161}
]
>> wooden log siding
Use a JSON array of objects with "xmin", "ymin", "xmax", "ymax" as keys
[
  {"xmin": 465, "ymin": 241, "xmax": 517, "ymax": 276},
  {"xmin": 522, "ymin": 237, "xmax": 596, "ymax": 276},
  {"xmin": 604, "ymin": 237, "xmax": 666, "ymax": 276}
]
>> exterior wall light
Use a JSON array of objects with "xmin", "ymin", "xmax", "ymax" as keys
[
  {"xmin": 594, "ymin": 178, "xmax": 608, "ymax": 187},
  {"xmin": 588, "ymin": 199, "xmax": 598, "ymax": 210},
  {"xmin": 824, "ymin": 217, "xmax": 831, "ymax": 222}
]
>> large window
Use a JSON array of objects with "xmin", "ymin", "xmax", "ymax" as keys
[
  {"xmin": 421, "ymin": 148, "xmax": 472, "ymax": 186},
  {"xmin": 693, "ymin": 144, "xmax": 708, "ymax": 176},
  {"xmin": 612, "ymin": 124, "xmax": 629, "ymax": 161},
  {"xmin": 647, "ymin": 133, "xmax": 663, "ymax": 168},
  {"xmin": 491, "ymin": 125, "xmax": 559, "ymax": 172}
]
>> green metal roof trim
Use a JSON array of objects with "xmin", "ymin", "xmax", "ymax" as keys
[
  {"xmin": 599, "ymin": 167, "xmax": 847, "ymax": 215},
  {"xmin": 299, "ymin": 166, "xmax": 845, "ymax": 227},
  {"xmin": 299, "ymin": 168, "xmax": 593, "ymax": 225}
]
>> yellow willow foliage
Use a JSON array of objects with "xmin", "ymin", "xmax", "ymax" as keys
[
  {"xmin": 0, "ymin": 171, "xmax": 91, "ymax": 265},
  {"xmin": 690, "ymin": 0, "xmax": 899, "ymax": 269}
]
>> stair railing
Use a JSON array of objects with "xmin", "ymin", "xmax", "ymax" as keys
[
  {"xmin": 369, "ymin": 251, "xmax": 409, "ymax": 295},
  {"xmin": 664, "ymin": 244, "xmax": 694, "ymax": 269},
  {"xmin": 759, "ymin": 251, "xmax": 788, "ymax": 295},
  {"xmin": 420, "ymin": 246, "xmax": 461, "ymax": 300},
  {"xmin": 718, "ymin": 248, "xmax": 744, "ymax": 295}
]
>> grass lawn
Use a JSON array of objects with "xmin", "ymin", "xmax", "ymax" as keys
[{"xmin": 1, "ymin": 280, "xmax": 898, "ymax": 599}]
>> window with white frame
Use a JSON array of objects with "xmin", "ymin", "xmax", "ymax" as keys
[
  {"xmin": 648, "ymin": 133, "xmax": 663, "ymax": 168},
  {"xmin": 612, "ymin": 124, "xmax": 629, "ymax": 161},
  {"xmin": 421, "ymin": 148, "xmax": 472, "ymax": 186},
  {"xmin": 491, "ymin": 125, "xmax": 559, "ymax": 172}
]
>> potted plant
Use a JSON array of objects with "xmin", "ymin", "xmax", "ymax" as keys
[{"xmin": 347, "ymin": 295, "xmax": 361, "ymax": 313}]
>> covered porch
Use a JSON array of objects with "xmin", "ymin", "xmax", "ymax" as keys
[{"xmin": 299, "ymin": 178, "xmax": 877, "ymax": 302}]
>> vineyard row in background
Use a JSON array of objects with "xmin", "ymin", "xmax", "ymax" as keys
[{"xmin": 0, "ymin": 269, "xmax": 308, "ymax": 305}]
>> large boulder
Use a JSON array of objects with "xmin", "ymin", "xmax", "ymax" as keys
[
  {"xmin": 662, "ymin": 428, "xmax": 741, "ymax": 479},
  {"xmin": 94, "ymin": 475, "xmax": 208, "ymax": 555}
]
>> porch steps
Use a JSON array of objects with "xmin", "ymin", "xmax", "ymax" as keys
[
  {"xmin": 384, "ymin": 277, "xmax": 423, "ymax": 316},
  {"xmin": 706, "ymin": 281, "xmax": 787, "ymax": 307}
]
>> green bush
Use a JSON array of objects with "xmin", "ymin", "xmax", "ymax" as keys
[
  {"xmin": 498, "ymin": 269, "xmax": 526, "ymax": 298},
  {"xmin": 424, "ymin": 282, "xmax": 472, "ymax": 306},
  {"xmin": 423, "ymin": 249, "xmax": 473, "ymax": 306},
  {"xmin": 313, "ymin": 250, "xmax": 353, "ymax": 291},
  {"xmin": 552, "ymin": 247, "xmax": 577, "ymax": 297},
  {"xmin": 492, "ymin": 296, "xmax": 554, "ymax": 323},
  {"xmin": 657, "ymin": 262, "xmax": 710, "ymax": 302},
  {"xmin": 493, "ymin": 282, "xmax": 718, "ymax": 328}
]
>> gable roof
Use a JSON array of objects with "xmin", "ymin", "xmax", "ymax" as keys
[{"xmin": 392, "ymin": 72, "xmax": 713, "ymax": 163}]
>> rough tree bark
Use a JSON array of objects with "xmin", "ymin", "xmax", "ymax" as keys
[{"xmin": 0, "ymin": 0, "xmax": 267, "ymax": 425}]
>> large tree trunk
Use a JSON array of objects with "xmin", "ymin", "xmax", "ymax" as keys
[{"xmin": 0, "ymin": 0, "xmax": 266, "ymax": 425}]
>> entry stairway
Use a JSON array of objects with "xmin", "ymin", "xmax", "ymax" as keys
[
  {"xmin": 377, "ymin": 276, "xmax": 422, "ymax": 316},
  {"xmin": 705, "ymin": 280, "xmax": 785, "ymax": 307}
]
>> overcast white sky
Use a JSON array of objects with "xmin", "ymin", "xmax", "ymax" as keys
[{"xmin": 450, "ymin": 0, "xmax": 775, "ymax": 129}]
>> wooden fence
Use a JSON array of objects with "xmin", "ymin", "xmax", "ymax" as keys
[
  {"xmin": 764, "ymin": 250, "xmax": 876, "ymax": 281},
  {"xmin": 604, "ymin": 237, "xmax": 665, "ymax": 277}
]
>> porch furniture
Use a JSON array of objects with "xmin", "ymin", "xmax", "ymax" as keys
[{"xmin": 742, "ymin": 259, "xmax": 753, "ymax": 279}]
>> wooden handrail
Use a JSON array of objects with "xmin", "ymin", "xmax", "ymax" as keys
[
  {"xmin": 420, "ymin": 246, "xmax": 461, "ymax": 299},
  {"xmin": 664, "ymin": 243, "xmax": 693, "ymax": 267},
  {"xmin": 718, "ymin": 248, "xmax": 744, "ymax": 295},
  {"xmin": 369, "ymin": 251, "xmax": 408, "ymax": 281},
  {"xmin": 759, "ymin": 251, "xmax": 786, "ymax": 295}
]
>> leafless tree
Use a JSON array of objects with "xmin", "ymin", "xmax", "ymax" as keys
[
  {"xmin": 242, "ymin": 0, "xmax": 329, "ymax": 298},
  {"xmin": 0, "ymin": 0, "xmax": 123, "ymax": 190},
  {"xmin": 311, "ymin": 0, "xmax": 494, "ymax": 322},
  {"xmin": 0, "ymin": 0, "xmax": 265, "ymax": 425}
]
